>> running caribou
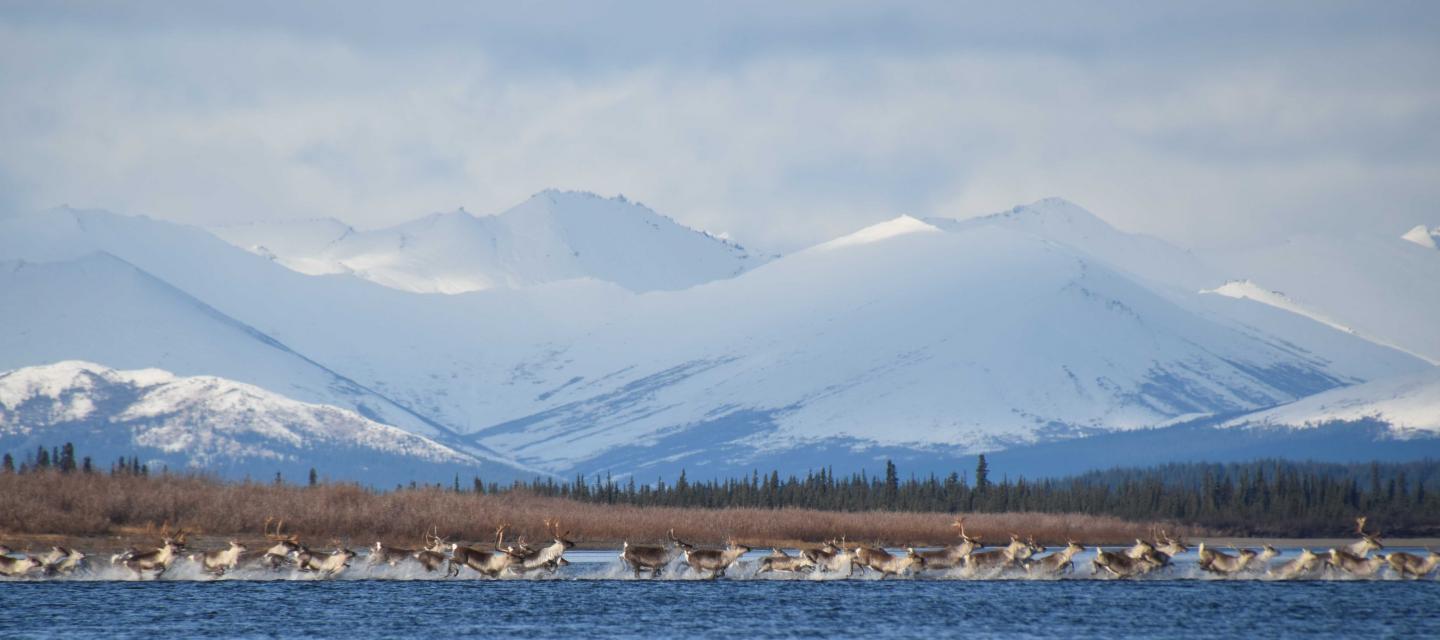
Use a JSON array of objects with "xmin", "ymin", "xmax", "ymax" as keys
[
  {"xmin": 853, "ymin": 544, "xmax": 926, "ymax": 579},
  {"xmin": 1382, "ymin": 550, "xmax": 1440, "ymax": 579},
  {"xmin": 114, "ymin": 524, "xmax": 188, "ymax": 579},
  {"xmin": 619, "ymin": 529, "xmax": 684, "ymax": 578},
  {"xmin": 192, "ymin": 540, "xmax": 248, "ymax": 576},
  {"xmin": 1025, "ymin": 540, "xmax": 1085, "ymax": 576},
  {"xmin": 917, "ymin": 518, "xmax": 984, "ymax": 571},
  {"xmin": 680, "ymin": 537, "xmax": 752, "ymax": 579},
  {"xmin": 260, "ymin": 517, "xmax": 303, "ymax": 569},
  {"xmin": 448, "ymin": 525, "xmax": 525, "ymax": 578}
]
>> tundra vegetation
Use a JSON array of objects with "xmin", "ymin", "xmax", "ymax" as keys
[{"xmin": 3, "ymin": 445, "xmax": 1439, "ymax": 544}]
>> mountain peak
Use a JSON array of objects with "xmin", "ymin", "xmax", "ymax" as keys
[
  {"xmin": 816, "ymin": 215, "xmax": 942, "ymax": 252},
  {"xmin": 1401, "ymin": 224, "xmax": 1439, "ymax": 250},
  {"xmin": 999, "ymin": 198, "xmax": 1109, "ymax": 229}
]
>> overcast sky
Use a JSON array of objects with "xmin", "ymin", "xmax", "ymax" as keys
[{"xmin": 2, "ymin": 1, "xmax": 1437, "ymax": 252}]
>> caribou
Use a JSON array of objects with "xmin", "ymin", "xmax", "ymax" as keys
[
  {"xmin": 370, "ymin": 540, "xmax": 421, "ymax": 567},
  {"xmin": 917, "ymin": 518, "xmax": 985, "ymax": 571},
  {"xmin": 756, "ymin": 548, "xmax": 815, "ymax": 574},
  {"xmin": 368, "ymin": 527, "xmax": 448, "ymax": 570},
  {"xmin": 295, "ymin": 544, "xmax": 358, "ymax": 578},
  {"xmin": 962, "ymin": 534, "xmax": 1040, "ymax": 574},
  {"xmin": 0, "ymin": 553, "xmax": 42, "ymax": 577},
  {"xmin": 1254, "ymin": 544, "xmax": 1281, "ymax": 570},
  {"xmin": 619, "ymin": 530, "xmax": 684, "ymax": 578},
  {"xmin": 1126, "ymin": 538, "xmax": 1172, "ymax": 570},
  {"xmin": 260, "ymin": 518, "xmax": 302, "ymax": 569},
  {"xmin": 192, "ymin": 540, "xmax": 248, "ymax": 576},
  {"xmin": 47, "ymin": 547, "xmax": 87, "ymax": 576},
  {"xmin": 681, "ymin": 537, "xmax": 752, "ymax": 579},
  {"xmin": 1326, "ymin": 548, "xmax": 1387, "ymax": 578},
  {"xmin": 853, "ymin": 545, "xmax": 926, "ymax": 579},
  {"xmin": 1268, "ymin": 548, "xmax": 1323, "ymax": 580},
  {"xmin": 803, "ymin": 538, "xmax": 858, "ymax": 576},
  {"xmin": 448, "ymin": 526, "xmax": 525, "ymax": 578},
  {"xmin": 415, "ymin": 529, "xmax": 454, "ymax": 572},
  {"xmin": 1025, "ymin": 540, "xmax": 1085, "ymax": 576},
  {"xmin": 802, "ymin": 540, "xmax": 845, "ymax": 572},
  {"xmin": 37, "ymin": 546, "xmax": 87, "ymax": 576},
  {"xmin": 1344, "ymin": 517, "xmax": 1384, "ymax": 558},
  {"xmin": 1154, "ymin": 531, "xmax": 1189, "ymax": 558},
  {"xmin": 116, "ymin": 525, "xmax": 188, "ymax": 579},
  {"xmin": 1196, "ymin": 543, "xmax": 1258, "ymax": 575},
  {"xmin": 1091, "ymin": 547, "xmax": 1162, "ymax": 579},
  {"xmin": 508, "ymin": 520, "xmax": 576, "ymax": 575},
  {"xmin": 1382, "ymin": 550, "xmax": 1440, "ymax": 579}
]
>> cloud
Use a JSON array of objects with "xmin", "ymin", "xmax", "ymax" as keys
[{"xmin": 1, "ymin": 2, "xmax": 1438, "ymax": 252}]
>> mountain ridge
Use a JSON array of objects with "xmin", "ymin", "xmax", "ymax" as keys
[
  {"xmin": 209, "ymin": 189, "xmax": 767, "ymax": 294},
  {"xmin": 0, "ymin": 360, "xmax": 533, "ymax": 485}
]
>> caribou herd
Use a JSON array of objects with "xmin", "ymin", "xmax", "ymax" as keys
[{"xmin": 1, "ymin": 515, "xmax": 1436, "ymax": 582}]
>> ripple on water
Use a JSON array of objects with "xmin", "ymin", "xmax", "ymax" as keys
[{"xmin": 2, "ymin": 578, "xmax": 1439, "ymax": 639}]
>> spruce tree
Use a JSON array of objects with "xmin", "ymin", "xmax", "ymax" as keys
[
  {"xmin": 975, "ymin": 455, "xmax": 990, "ymax": 492},
  {"xmin": 60, "ymin": 443, "xmax": 76, "ymax": 473}
]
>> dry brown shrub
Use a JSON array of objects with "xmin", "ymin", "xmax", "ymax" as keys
[{"xmin": 0, "ymin": 472, "xmax": 1204, "ymax": 548}]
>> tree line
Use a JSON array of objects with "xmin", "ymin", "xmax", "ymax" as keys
[
  {"xmin": 483, "ymin": 455, "xmax": 1440, "ymax": 536},
  {"xmin": 6, "ymin": 444, "xmax": 1437, "ymax": 536}
]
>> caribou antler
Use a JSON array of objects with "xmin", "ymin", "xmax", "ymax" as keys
[
  {"xmin": 951, "ymin": 517, "xmax": 972, "ymax": 540},
  {"xmin": 264, "ymin": 517, "xmax": 297, "ymax": 542},
  {"xmin": 668, "ymin": 528, "xmax": 694, "ymax": 549},
  {"xmin": 1355, "ymin": 516, "xmax": 1382, "ymax": 539}
]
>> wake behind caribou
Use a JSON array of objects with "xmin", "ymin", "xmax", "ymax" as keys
[{"xmin": 2, "ymin": 516, "xmax": 1436, "ymax": 582}]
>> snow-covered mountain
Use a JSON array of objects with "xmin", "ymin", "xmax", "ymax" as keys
[
  {"xmin": 1222, "ymin": 367, "xmax": 1440, "ymax": 436},
  {"xmin": 456, "ymin": 215, "xmax": 1428, "ymax": 477},
  {"xmin": 0, "ymin": 252, "xmax": 449, "ymax": 440},
  {"xmin": 0, "ymin": 362, "xmax": 529, "ymax": 485},
  {"xmin": 925, "ymin": 198, "xmax": 1218, "ymax": 294},
  {"xmin": 0, "ymin": 196, "xmax": 1433, "ymax": 482},
  {"xmin": 209, "ymin": 190, "xmax": 766, "ymax": 294},
  {"xmin": 1201, "ymin": 227, "xmax": 1440, "ymax": 365}
]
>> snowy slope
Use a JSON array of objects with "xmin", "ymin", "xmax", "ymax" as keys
[
  {"xmin": 0, "ymin": 206, "xmax": 628, "ymax": 435},
  {"xmin": 461, "ymin": 218, "xmax": 1429, "ymax": 475},
  {"xmin": 920, "ymin": 199, "xmax": 1426, "ymax": 379},
  {"xmin": 208, "ymin": 217, "xmax": 355, "ymax": 275},
  {"xmin": 0, "ymin": 252, "xmax": 452, "ymax": 439},
  {"xmin": 926, "ymin": 198, "xmax": 1218, "ymax": 294},
  {"xmin": 1222, "ymin": 367, "xmax": 1440, "ymax": 436},
  {"xmin": 209, "ymin": 190, "xmax": 766, "ymax": 294},
  {"xmin": 1203, "ymin": 228, "xmax": 1440, "ymax": 364},
  {"xmin": 0, "ymin": 361, "xmax": 526, "ymax": 484}
]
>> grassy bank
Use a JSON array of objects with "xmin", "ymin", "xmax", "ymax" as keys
[{"xmin": 0, "ymin": 471, "xmax": 1199, "ymax": 548}]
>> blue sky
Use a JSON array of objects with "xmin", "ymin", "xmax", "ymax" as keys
[{"xmin": 2, "ymin": 1, "xmax": 1437, "ymax": 251}]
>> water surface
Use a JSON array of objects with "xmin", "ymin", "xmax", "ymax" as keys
[{"xmin": 3, "ymin": 548, "xmax": 1439, "ymax": 638}]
